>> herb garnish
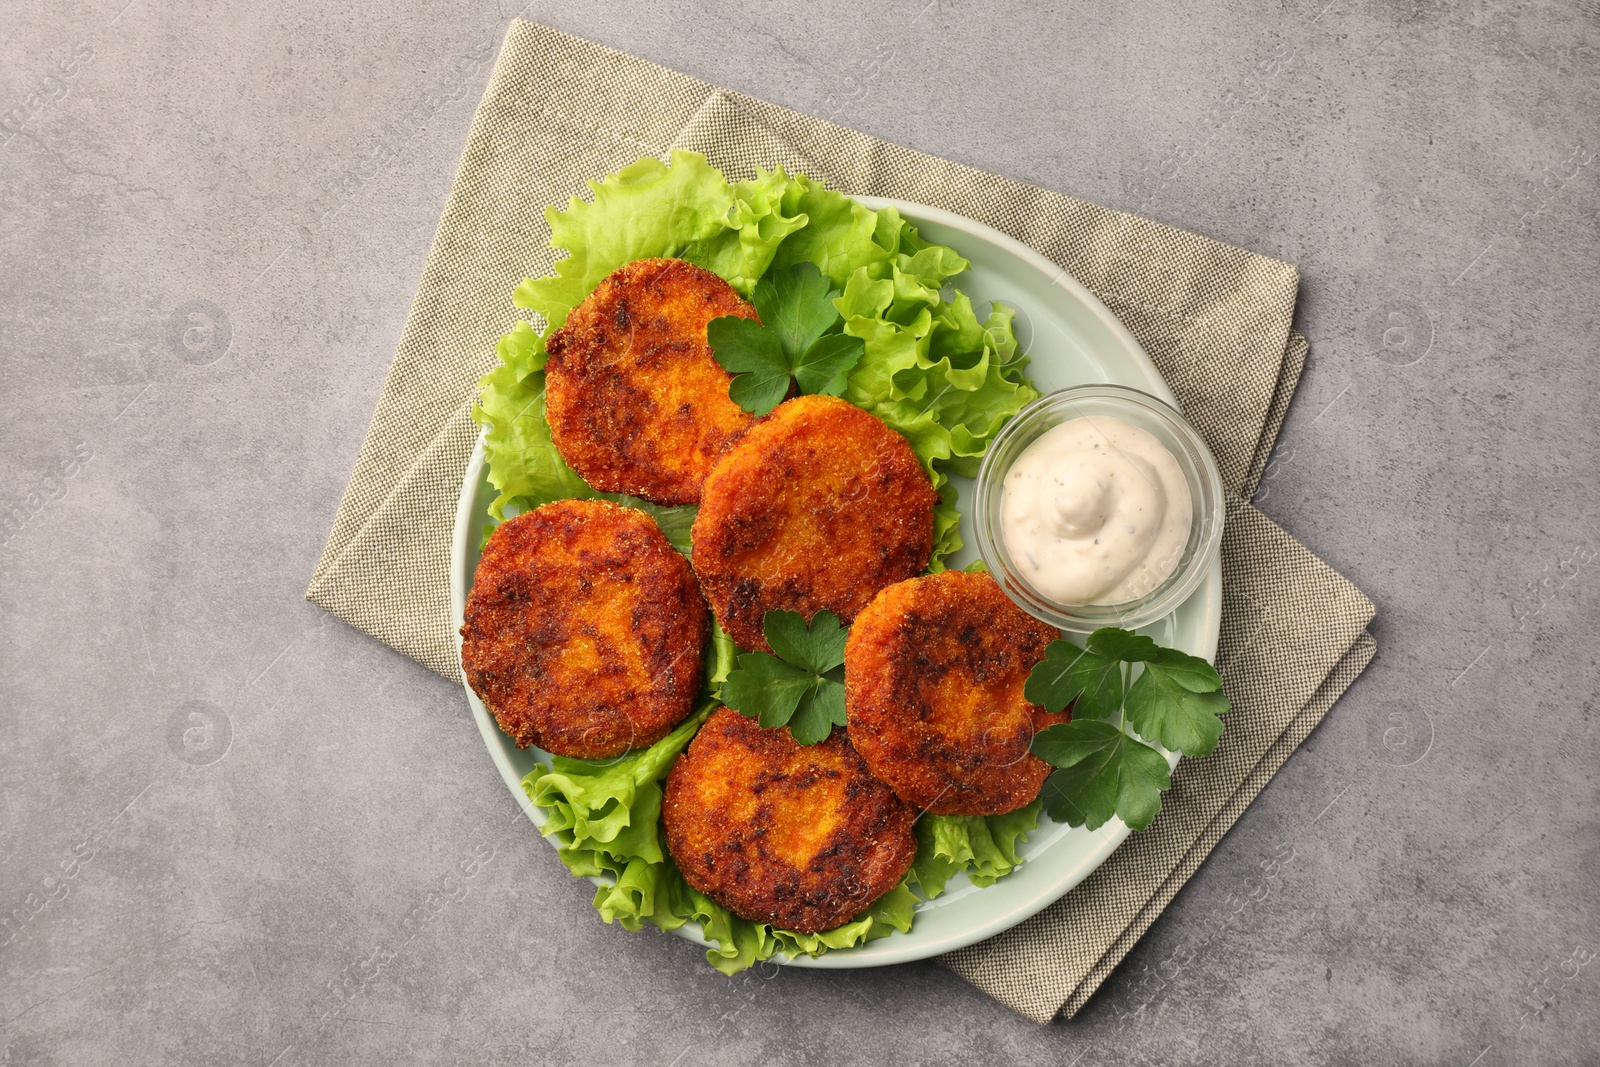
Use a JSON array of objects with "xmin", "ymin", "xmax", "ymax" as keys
[
  {"xmin": 719, "ymin": 609, "xmax": 849, "ymax": 745},
  {"xmin": 1026, "ymin": 627, "xmax": 1229, "ymax": 832},
  {"xmin": 707, "ymin": 262, "xmax": 865, "ymax": 416}
]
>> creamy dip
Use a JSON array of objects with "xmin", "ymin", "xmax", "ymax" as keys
[{"xmin": 1000, "ymin": 415, "xmax": 1191, "ymax": 605}]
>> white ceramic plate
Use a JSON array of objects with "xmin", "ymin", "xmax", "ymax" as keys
[{"xmin": 450, "ymin": 197, "xmax": 1223, "ymax": 968}]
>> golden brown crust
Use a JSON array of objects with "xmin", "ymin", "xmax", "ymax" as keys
[
  {"xmin": 844, "ymin": 570, "xmax": 1067, "ymax": 816},
  {"xmin": 543, "ymin": 258, "xmax": 757, "ymax": 506},
  {"xmin": 689, "ymin": 394, "xmax": 937, "ymax": 652},
  {"xmin": 460, "ymin": 499, "xmax": 707, "ymax": 758},
  {"xmin": 662, "ymin": 708, "xmax": 916, "ymax": 934}
]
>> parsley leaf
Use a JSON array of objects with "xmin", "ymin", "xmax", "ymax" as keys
[
  {"xmin": 753, "ymin": 260, "xmax": 837, "ymax": 358},
  {"xmin": 1035, "ymin": 721, "xmax": 1172, "ymax": 831},
  {"xmin": 787, "ymin": 672, "xmax": 846, "ymax": 746},
  {"xmin": 720, "ymin": 654, "xmax": 815, "ymax": 727},
  {"xmin": 1086, "ymin": 628, "xmax": 1160, "ymax": 663},
  {"xmin": 794, "ymin": 333, "xmax": 864, "ymax": 396},
  {"xmin": 707, "ymin": 317, "xmax": 790, "ymax": 415},
  {"xmin": 1124, "ymin": 648, "xmax": 1228, "ymax": 758},
  {"xmin": 1027, "ymin": 627, "xmax": 1229, "ymax": 832},
  {"xmin": 719, "ymin": 610, "xmax": 849, "ymax": 745},
  {"xmin": 764, "ymin": 608, "xmax": 848, "ymax": 674},
  {"xmin": 1023, "ymin": 639, "xmax": 1122, "ymax": 719},
  {"xmin": 707, "ymin": 262, "xmax": 865, "ymax": 416}
]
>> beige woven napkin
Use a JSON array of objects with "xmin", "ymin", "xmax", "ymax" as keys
[{"xmin": 306, "ymin": 20, "xmax": 1376, "ymax": 1022}]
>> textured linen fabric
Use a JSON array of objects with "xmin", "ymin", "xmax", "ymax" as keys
[{"xmin": 306, "ymin": 20, "xmax": 1377, "ymax": 1022}]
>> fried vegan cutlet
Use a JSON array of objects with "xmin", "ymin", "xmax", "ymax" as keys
[
  {"xmin": 662, "ymin": 708, "xmax": 916, "ymax": 933},
  {"xmin": 543, "ymin": 258, "xmax": 757, "ymax": 506},
  {"xmin": 844, "ymin": 569, "xmax": 1066, "ymax": 816},
  {"xmin": 460, "ymin": 499, "xmax": 707, "ymax": 758},
  {"xmin": 689, "ymin": 394, "xmax": 937, "ymax": 652}
]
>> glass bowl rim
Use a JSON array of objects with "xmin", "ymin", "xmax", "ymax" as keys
[{"xmin": 972, "ymin": 384, "xmax": 1226, "ymax": 632}]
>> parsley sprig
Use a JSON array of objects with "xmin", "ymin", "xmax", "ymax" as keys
[
  {"xmin": 707, "ymin": 262, "xmax": 865, "ymax": 416},
  {"xmin": 719, "ymin": 610, "xmax": 849, "ymax": 745},
  {"xmin": 1027, "ymin": 628, "xmax": 1229, "ymax": 832}
]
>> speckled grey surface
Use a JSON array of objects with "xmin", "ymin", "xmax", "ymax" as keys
[{"xmin": 2, "ymin": 1, "xmax": 1597, "ymax": 1063}]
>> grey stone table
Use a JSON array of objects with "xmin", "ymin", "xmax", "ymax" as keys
[{"xmin": 3, "ymin": 1, "xmax": 1597, "ymax": 1063}]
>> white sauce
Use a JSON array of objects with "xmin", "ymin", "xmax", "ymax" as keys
[{"xmin": 1000, "ymin": 415, "xmax": 1191, "ymax": 605}]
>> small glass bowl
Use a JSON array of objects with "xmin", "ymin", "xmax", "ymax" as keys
[{"xmin": 973, "ymin": 385, "xmax": 1226, "ymax": 633}]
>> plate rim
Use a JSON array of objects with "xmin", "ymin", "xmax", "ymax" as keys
[{"xmin": 449, "ymin": 195, "xmax": 1224, "ymax": 968}]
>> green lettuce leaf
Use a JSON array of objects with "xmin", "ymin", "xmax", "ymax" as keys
[
  {"xmin": 906, "ymin": 800, "xmax": 1043, "ymax": 899},
  {"xmin": 655, "ymin": 867, "xmax": 917, "ymax": 976},
  {"xmin": 523, "ymin": 693, "xmax": 915, "ymax": 974},
  {"xmin": 705, "ymin": 617, "xmax": 737, "ymax": 695},
  {"xmin": 515, "ymin": 151, "xmax": 806, "ymax": 324},
  {"xmin": 473, "ymin": 321, "xmax": 699, "ymax": 541}
]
